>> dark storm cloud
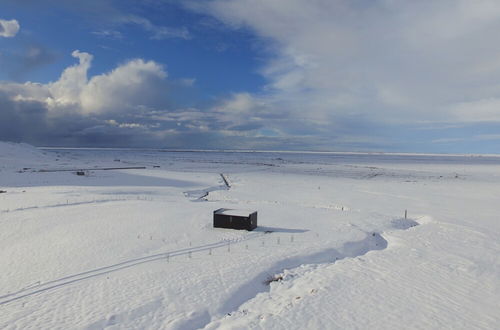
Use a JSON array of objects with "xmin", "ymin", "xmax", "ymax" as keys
[
  {"xmin": 0, "ymin": 91, "xmax": 151, "ymax": 147},
  {"xmin": 0, "ymin": 91, "xmax": 48, "ymax": 143}
]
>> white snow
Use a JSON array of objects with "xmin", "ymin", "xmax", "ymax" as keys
[
  {"xmin": 0, "ymin": 142, "xmax": 499, "ymax": 329},
  {"xmin": 215, "ymin": 209, "xmax": 255, "ymax": 217}
]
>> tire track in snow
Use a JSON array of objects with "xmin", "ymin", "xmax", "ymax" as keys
[
  {"xmin": 0, "ymin": 196, "xmax": 168, "ymax": 215},
  {"xmin": 0, "ymin": 232, "xmax": 266, "ymax": 306},
  {"xmin": 0, "ymin": 198, "xmax": 129, "ymax": 214}
]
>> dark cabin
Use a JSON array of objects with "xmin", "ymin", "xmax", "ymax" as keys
[{"xmin": 213, "ymin": 208, "xmax": 257, "ymax": 231}]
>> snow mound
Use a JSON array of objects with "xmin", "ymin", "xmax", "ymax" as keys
[
  {"xmin": 0, "ymin": 141, "xmax": 42, "ymax": 158},
  {"xmin": 0, "ymin": 141, "xmax": 49, "ymax": 170}
]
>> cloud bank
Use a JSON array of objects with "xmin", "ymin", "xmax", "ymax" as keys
[
  {"xmin": 0, "ymin": 51, "xmax": 282, "ymax": 149},
  {"xmin": 2, "ymin": 50, "xmax": 169, "ymax": 116},
  {"xmin": 183, "ymin": 0, "xmax": 500, "ymax": 151},
  {"xmin": 0, "ymin": 51, "xmax": 172, "ymax": 147},
  {"xmin": 190, "ymin": 0, "xmax": 500, "ymax": 121},
  {"xmin": 3, "ymin": 1, "xmax": 500, "ymax": 152}
]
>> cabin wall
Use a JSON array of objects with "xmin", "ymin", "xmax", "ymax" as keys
[{"xmin": 213, "ymin": 211, "xmax": 257, "ymax": 231}]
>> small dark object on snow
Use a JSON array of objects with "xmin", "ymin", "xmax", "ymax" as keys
[
  {"xmin": 0, "ymin": 190, "xmax": 6, "ymax": 194},
  {"xmin": 264, "ymin": 274, "xmax": 284, "ymax": 285},
  {"xmin": 76, "ymin": 171, "xmax": 86, "ymax": 176},
  {"xmin": 213, "ymin": 208, "xmax": 257, "ymax": 231}
]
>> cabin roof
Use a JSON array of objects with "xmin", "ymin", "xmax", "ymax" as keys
[{"xmin": 215, "ymin": 208, "xmax": 256, "ymax": 217}]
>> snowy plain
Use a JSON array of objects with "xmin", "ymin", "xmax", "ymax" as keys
[{"xmin": 0, "ymin": 142, "xmax": 499, "ymax": 329}]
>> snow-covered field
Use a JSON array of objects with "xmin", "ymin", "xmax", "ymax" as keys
[{"xmin": 1, "ymin": 142, "xmax": 499, "ymax": 329}]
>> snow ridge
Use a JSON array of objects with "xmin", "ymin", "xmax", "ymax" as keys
[{"xmin": 202, "ymin": 218, "xmax": 420, "ymax": 329}]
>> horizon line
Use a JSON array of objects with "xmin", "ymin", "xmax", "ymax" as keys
[{"xmin": 37, "ymin": 146, "xmax": 500, "ymax": 158}]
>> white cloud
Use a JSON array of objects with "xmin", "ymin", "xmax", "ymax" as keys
[
  {"xmin": 79, "ymin": 57, "xmax": 167, "ymax": 114},
  {"xmin": 1, "ymin": 50, "xmax": 169, "ymax": 116},
  {"xmin": 178, "ymin": 78, "xmax": 196, "ymax": 86},
  {"xmin": 212, "ymin": 92, "xmax": 280, "ymax": 130},
  {"xmin": 451, "ymin": 98, "xmax": 500, "ymax": 123},
  {"xmin": 0, "ymin": 82, "xmax": 50, "ymax": 102},
  {"xmin": 215, "ymin": 93, "xmax": 260, "ymax": 114},
  {"xmin": 189, "ymin": 0, "xmax": 500, "ymax": 127},
  {"xmin": 0, "ymin": 19, "xmax": 20, "ymax": 37},
  {"xmin": 433, "ymin": 134, "xmax": 500, "ymax": 144},
  {"xmin": 92, "ymin": 30, "xmax": 123, "ymax": 39},
  {"xmin": 118, "ymin": 15, "xmax": 190, "ymax": 40},
  {"xmin": 106, "ymin": 120, "xmax": 147, "ymax": 129},
  {"xmin": 0, "ymin": 50, "xmax": 207, "ymax": 148},
  {"xmin": 474, "ymin": 134, "xmax": 500, "ymax": 141},
  {"xmin": 48, "ymin": 51, "xmax": 93, "ymax": 109}
]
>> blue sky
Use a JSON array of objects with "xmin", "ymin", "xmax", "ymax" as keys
[
  {"xmin": 1, "ymin": 0, "xmax": 500, "ymax": 153},
  {"xmin": 0, "ymin": 1, "xmax": 264, "ymax": 96}
]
